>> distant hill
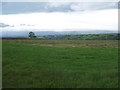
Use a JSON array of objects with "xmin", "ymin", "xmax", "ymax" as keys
[
  {"xmin": 2, "ymin": 30, "xmax": 118, "ymax": 37},
  {"xmin": 42, "ymin": 33, "xmax": 120, "ymax": 40}
]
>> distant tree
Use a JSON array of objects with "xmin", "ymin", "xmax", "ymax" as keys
[{"xmin": 29, "ymin": 32, "xmax": 37, "ymax": 38}]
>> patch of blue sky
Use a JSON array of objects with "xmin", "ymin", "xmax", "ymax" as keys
[{"xmin": 2, "ymin": 2, "xmax": 48, "ymax": 14}]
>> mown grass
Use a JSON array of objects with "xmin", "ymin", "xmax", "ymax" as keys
[{"xmin": 2, "ymin": 40, "xmax": 118, "ymax": 88}]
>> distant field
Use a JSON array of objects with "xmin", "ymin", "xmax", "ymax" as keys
[
  {"xmin": 3, "ymin": 39, "xmax": 119, "ymax": 48},
  {"xmin": 2, "ymin": 40, "xmax": 118, "ymax": 88}
]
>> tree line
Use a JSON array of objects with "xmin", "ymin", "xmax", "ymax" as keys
[{"xmin": 42, "ymin": 33, "xmax": 120, "ymax": 40}]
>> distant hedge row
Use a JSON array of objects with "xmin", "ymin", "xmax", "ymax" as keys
[{"xmin": 43, "ymin": 33, "xmax": 120, "ymax": 40}]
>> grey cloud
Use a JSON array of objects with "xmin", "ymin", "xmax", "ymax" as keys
[
  {"xmin": 0, "ymin": 23, "xmax": 10, "ymax": 27},
  {"xmin": 20, "ymin": 24, "xmax": 35, "ymax": 26},
  {"xmin": 0, "ymin": 23, "xmax": 14, "ymax": 28}
]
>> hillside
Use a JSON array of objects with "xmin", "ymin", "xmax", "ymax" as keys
[
  {"xmin": 42, "ymin": 33, "xmax": 120, "ymax": 40},
  {"xmin": 2, "ymin": 33, "xmax": 120, "ymax": 40}
]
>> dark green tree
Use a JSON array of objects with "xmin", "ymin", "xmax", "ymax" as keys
[{"xmin": 29, "ymin": 32, "xmax": 37, "ymax": 38}]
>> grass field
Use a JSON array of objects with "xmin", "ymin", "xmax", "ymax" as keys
[{"xmin": 2, "ymin": 40, "xmax": 119, "ymax": 88}]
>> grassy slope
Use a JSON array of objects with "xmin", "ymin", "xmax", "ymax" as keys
[{"xmin": 3, "ymin": 41, "xmax": 118, "ymax": 88}]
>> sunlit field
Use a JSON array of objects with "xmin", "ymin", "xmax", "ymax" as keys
[{"xmin": 2, "ymin": 40, "xmax": 119, "ymax": 88}]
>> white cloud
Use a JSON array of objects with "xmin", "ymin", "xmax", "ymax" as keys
[
  {"xmin": 46, "ymin": 2, "xmax": 117, "ymax": 11},
  {"xmin": 47, "ymin": 2, "xmax": 70, "ymax": 7},
  {"xmin": 70, "ymin": 2, "xmax": 117, "ymax": 11},
  {"xmin": 0, "ymin": 9, "xmax": 118, "ymax": 31}
]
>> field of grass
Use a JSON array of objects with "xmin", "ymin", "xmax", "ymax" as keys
[
  {"xmin": 3, "ymin": 39, "xmax": 119, "ymax": 48},
  {"xmin": 2, "ymin": 40, "xmax": 118, "ymax": 88}
]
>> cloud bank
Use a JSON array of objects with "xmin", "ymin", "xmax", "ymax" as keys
[{"xmin": 0, "ymin": 9, "xmax": 118, "ymax": 31}]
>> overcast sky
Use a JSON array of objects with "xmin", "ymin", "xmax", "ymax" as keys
[{"xmin": 0, "ymin": 1, "xmax": 118, "ymax": 32}]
